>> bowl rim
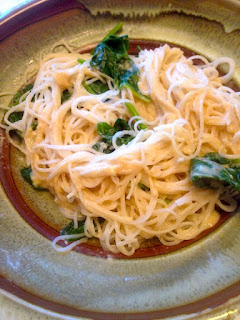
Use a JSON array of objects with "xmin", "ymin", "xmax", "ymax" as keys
[
  {"xmin": 1, "ymin": 274, "xmax": 240, "ymax": 320},
  {"xmin": 0, "ymin": 0, "xmax": 85, "ymax": 41}
]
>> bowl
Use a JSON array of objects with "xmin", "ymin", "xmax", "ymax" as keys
[{"xmin": 1, "ymin": 1, "xmax": 240, "ymax": 319}]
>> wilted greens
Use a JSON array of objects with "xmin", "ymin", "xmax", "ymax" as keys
[
  {"xmin": 20, "ymin": 167, "xmax": 46, "ymax": 191},
  {"xmin": 60, "ymin": 220, "xmax": 85, "ymax": 242},
  {"xmin": 61, "ymin": 89, "xmax": 72, "ymax": 103},
  {"xmin": 125, "ymin": 102, "xmax": 147, "ymax": 130},
  {"xmin": 60, "ymin": 218, "xmax": 105, "ymax": 243},
  {"xmin": 7, "ymin": 83, "xmax": 36, "ymax": 138},
  {"xmin": 165, "ymin": 198, "xmax": 171, "ymax": 204},
  {"xmin": 190, "ymin": 153, "xmax": 240, "ymax": 192},
  {"xmin": 138, "ymin": 182, "xmax": 150, "ymax": 192},
  {"xmin": 11, "ymin": 83, "xmax": 34, "ymax": 107},
  {"xmin": 77, "ymin": 58, "xmax": 85, "ymax": 64},
  {"xmin": 83, "ymin": 80, "xmax": 109, "ymax": 95},
  {"xmin": 93, "ymin": 118, "xmax": 134, "ymax": 154},
  {"xmin": 90, "ymin": 29, "xmax": 150, "ymax": 102}
]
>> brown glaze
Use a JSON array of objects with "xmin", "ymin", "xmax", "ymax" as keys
[
  {"xmin": 1, "ymin": 274, "xmax": 240, "ymax": 320},
  {"xmin": 80, "ymin": 39, "xmax": 199, "ymax": 57},
  {"xmin": 0, "ymin": 39, "xmax": 233, "ymax": 259}
]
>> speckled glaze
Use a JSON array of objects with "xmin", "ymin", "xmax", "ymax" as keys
[{"xmin": 1, "ymin": 1, "xmax": 240, "ymax": 319}]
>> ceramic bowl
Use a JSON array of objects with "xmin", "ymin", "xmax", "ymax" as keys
[{"xmin": 1, "ymin": 1, "xmax": 240, "ymax": 319}]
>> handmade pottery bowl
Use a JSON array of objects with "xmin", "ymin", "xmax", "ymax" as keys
[{"xmin": 1, "ymin": 1, "xmax": 240, "ymax": 319}]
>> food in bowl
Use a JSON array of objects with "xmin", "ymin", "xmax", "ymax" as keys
[{"xmin": 2, "ymin": 24, "xmax": 240, "ymax": 256}]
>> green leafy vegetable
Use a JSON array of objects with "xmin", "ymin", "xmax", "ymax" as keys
[
  {"xmin": 97, "ymin": 122, "xmax": 117, "ymax": 138},
  {"xmin": 91, "ymin": 35, "xmax": 128, "ymax": 76},
  {"xmin": 31, "ymin": 119, "xmax": 38, "ymax": 131},
  {"xmin": 125, "ymin": 102, "xmax": 139, "ymax": 117},
  {"xmin": 77, "ymin": 58, "xmax": 85, "ymax": 64},
  {"xmin": 60, "ymin": 220, "xmax": 85, "ymax": 242},
  {"xmin": 90, "ymin": 32, "xmax": 150, "ymax": 102},
  {"xmin": 60, "ymin": 218, "xmax": 105, "ymax": 243},
  {"xmin": 90, "ymin": 23, "xmax": 123, "ymax": 55},
  {"xmin": 118, "ymin": 58, "xmax": 150, "ymax": 101},
  {"xmin": 204, "ymin": 152, "xmax": 240, "ymax": 165},
  {"xmin": 97, "ymin": 118, "xmax": 132, "ymax": 140},
  {"xmin": 61, "ymin": 89, "xmax": 72, "ymax": 103},
  {"xmin": 102, "ymin": 22, "xmax": 123, "ymax": 41},
  {"xmin": 7, "ymin": 112, "xmax": 37, "ymax": 137},
  {"xmin": 92, "ymin": 142, "xmax": 113, "ymax": 154},
  {"xmin": 83, "ymin": 80, "xmax": 109, "ymax": 95},
  {"xmin": 138, "ymin": 183, "xmax": 150, "ymax": 192},
  {"xmin": 20, "ymin": 167, "xmax": 32, "ymax": 185},
  {"xmin": 20, "ymin": 167, "xmax": 46, "ymax": 191},
  {"xmin": 8, "ymin": 111, "xmax": 23, "ymax": 123},
  {"xmin": 7, "ymin": 112, "xmax": 24, "ymax": 138},
  {"xmin": 11, "ymin": 83, "xmax": 34, "ymax": 107},
  {"xmin": 113, "ymin": 118, "xmax": 130, "ymax": 131},
  {"xmin": 125, "ymin": 102, "xmax": 147, "ymax": 130},
  {"xmin": 190, "ymin": 155, "xmax": 240, "ymax": 192},
  {"xmin": 117, "ymin": 135, "xmax": 134, "ymax": 145},
  {"xmin": 165, "ymin": 198, "xmax": 171, "ymax": 205},
  {"xmin": 92, "ymin": 118, "xmax": 134, "ymax": 153},
  {"xmin": 6, "ymin": 83, "xmax": 34, "ymax": 139}
]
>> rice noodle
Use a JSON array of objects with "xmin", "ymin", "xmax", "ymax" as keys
[{"xmin": 3, "ymin": 44, "xmax": 240, "ymax": 256}]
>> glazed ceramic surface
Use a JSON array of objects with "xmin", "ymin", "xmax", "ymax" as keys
[{"xmin": 1, "ymin": 1, "xmax": 240, "ymax": 319}]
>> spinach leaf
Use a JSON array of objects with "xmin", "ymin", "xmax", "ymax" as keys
[
  {"xmin": 61, "ymin": 89, "xmax": 72, "ymax": 103},
  {"xmin": 83, "ymin": 80, "xmax": 109, "ymax": 95},
  {"xmin": 90, "ymin": 22, "xmax": 123, "ymax": 55},
  {"xmin": 91, "ymin": 35, "xmax": 128, "ymax": 77},
  {"xmin": 6, "ymin": 83, "xmax": 34, "ymax": 139},
  {"xmin": 93, "ymin": 118, "xmax": 134, "ymax": 154},
  {"xmin": 60, "ymin": 220, "xmax": 85, "ymax": 242},
  {"xmin": 90, "ymin": 33, "xmax": 150, "ymax": 102},
  {"xmin": 60, "ymin": 217, "xmax": 105, "ymax": 243},
  {"xmin": 138, "ymin": 183, "xmax": 150, "ymax": 192},
  {"xmin": 77, "ymin": 58, "xmax": 85, "ymax": 64},
  {"xmin": 92, "ymin": 142, "xmax": 113, "ymax": 154},
  {"xmin": 7, "ymin": 112, "xmax": 24, "ymax": 138},
  {"xmin": 8, "ymin": 111, "xmax": 23, "ymax": 123},
  {"xmin": 8, "ymin": 112, "xmax": 37, "ymax": 137},
  {"xmin": 102, "ymin": 22, "xmax": 123, "ymax": 41},
  {"xmin": 97, "ymin": 118, "xmax": 131, "ymax": 137},
  {"xmin": 165, "ymin": 198, "xmax": 171, "ymax": 204},
  {"xmin": 125, "ymin": 102, "xmax": 147, "ymax": 130},
  {"xmin": 113, "ymin": 118, "xmax": 130, "ymax": 131},
  {"xmin": 31, "ymin": 119, "xmax": 38, "ymax": 131},
  {"xmin": 20, "ymin": 167, "xmax": 46, "ymax": 191},
  {"xmin": 204, "ymin": 152, "xmax": 240, "ymax": 165},
  {"xmin": 20, "ymin": 167, "xmax": 32, "ymax": 185},
  {"xmin": 190, "ymin": 156, "xmax": 240, "ymax": 192},
  {"xmin": 117, "ymin": 58, "xmax": 150, "ymax": 102},
  {"xmin": 11, "ymin": 83, "xmax": 34, "ymax": 107},
  {"xmin": 116, "ymin": 135, "xmax": 133, "ymax": 146},
  {"xmin": 97, "ymin": 122, "xmax": 117, "ymax": 138}
]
